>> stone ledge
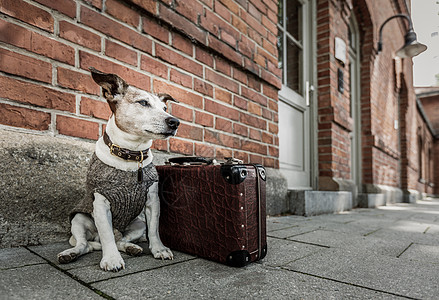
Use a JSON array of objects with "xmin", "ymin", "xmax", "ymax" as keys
[
  {"xmin": 0, "ymin": 129, "xmax": 94, "ymax": 247},
  {"xmin": 318, "ymin": 176, "xmax": 358, "ymax": 207},
  {"xmin": 403, "ymin": 189, "xmax": 421, "ymax": 203},
  {"xmin": 357, "ymin": 193, "xmax": 386, "ymax": 208},
  {"xmin": 0, "ymin": 128, "xmax": 287, "ymax": 247},
  {"xmin": 265, "ymin": 168, "xmax": 288, "ymax": 215},
  {"xmin": 362, "ymin": 184, "xmax": 403, "ymax": 205},
  {"xmin": 289, "ymin": 190, "xmax": 352, "ymax": 216}
]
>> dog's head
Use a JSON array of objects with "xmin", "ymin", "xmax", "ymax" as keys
[{"xmin": 90, "ymin": 67, "xmax": 180, "ymax": 139}]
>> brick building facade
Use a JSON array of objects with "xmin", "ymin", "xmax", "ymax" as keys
[
  {"xmin": 416, "ymin": 87, "xmax": 439, "ymax": 196},
  {"xmin": 0, "ymin": 0, "xmax": 280, "ymax": 166},
  {"xmin": 0, "ymin": 0, "xmax": 437, "ymax": 246},
  {"xmin": 315, "ymin": 0, "xmax": 413, "ymax": 205},
  {"xmin": 311, "ymin": 0, "xmax": 438, "ymax": 207}
]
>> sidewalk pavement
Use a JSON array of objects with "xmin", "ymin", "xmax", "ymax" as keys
[{"xmin": 1, "ymin": 199, "xmax": 439, "ymax": 300}]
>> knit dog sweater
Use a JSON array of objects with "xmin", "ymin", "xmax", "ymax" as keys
[{"xmin": 70, "ymin": 154, "xmax": 158, "ymax": 231}]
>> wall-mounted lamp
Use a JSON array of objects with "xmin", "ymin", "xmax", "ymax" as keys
[{"xmin": 377, "ymin": 14, "xmax": 427, "ymax": 58}]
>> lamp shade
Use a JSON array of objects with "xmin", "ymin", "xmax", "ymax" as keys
[
  {"xmin": 395, "ymin": 30, "xmax": 428, "ymax": 58},
  {"xmin": 377, "ymin": 14, "xmax": 428, "ymax": 58}
]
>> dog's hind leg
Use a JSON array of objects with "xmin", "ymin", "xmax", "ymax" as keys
[
  {"xmin": 116, "ymin": 216, "xmax": 146, "ymax": 256},
  {"xmin": 57, "ymin": 213, "xmax": 97, "ymax": 264}
]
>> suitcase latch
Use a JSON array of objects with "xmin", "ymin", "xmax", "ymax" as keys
[
  {"xmin": 257, "ymin": 167, "xmax": 266, "ymax": 181},
  {"xmin": 220, "ymin": 165, "xmax": 248, "ymax": 184}
]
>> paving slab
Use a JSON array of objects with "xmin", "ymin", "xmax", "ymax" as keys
[
  {"xmin": 267, "ymin": 215, "xmax": 309, "ymax": 226},
  {"xmin": 267, "ymin": 219, "xmax": 301, "ymax": 232},
  {"xmin": 69, "ymin": 251, "xmax": 196, "ymax": 284},
  {"xmin": 377, "ymin": 205, "xmax": 427, "ymax": 220},
  {"xmin": 307, "ymin": 211, "xmax": 369, "ymax": 224},
  {"xmin": 92, "ymin": 259, "xmax": 405, "ymax": 300},
  {"xmin": 365, "ymin": 224, "xmax": 439, "ymax": 246},
  {"xmin": 397, "ymin": 243, "xmax": 439, "ymax": 265},
  {"xmin": 29, "ymin": 242, "xmax": 104, "ymax": 270},
  {"xmin": 0, "ymin": 247, "xmax": 45, "ymax": 269},
  {"xmin": 268, "ymin": 214, "xmax": 395, "ymax": 239},
  {"xmin": 287, "ymin": 229, "xmax": 411, "ymax": 258},
  {"xmin": 407, "ymin": 212, "xmax": 439, "ymax": 223},
  {"xmin": 260, "ymin": 237, "xmax": 327, "ymax": 267},
  {"xmin": 284, "ymin": 247, "xmax": 439, "ymax": 299},
  {"xmin": 29, "ymin": 241, "xmax": 197, "ymax": 283},
  {"xmin": 289, "ymin": 218, "xmax": 386, "ymax": 236},
  {"xmin": 28, "ymin": 241, "xmax": 181, "ymax": 272},
  {"xmin": 267, "ymin": 224, "xmax": 323, "ymax": 239},
  {"xmin": 425, "ymin": 224, "xmax": 439, "ymax": 234},
  {"xmin": 387, "ymin": 219, "xmax": 432, "ymax": 234},
  {"xmin": 0, "ymin": 264, "xmax": 101, "ymax": 300},
  {"xmin": 2, "ymin": 199, "xmax": 439, "ymax": 299}
]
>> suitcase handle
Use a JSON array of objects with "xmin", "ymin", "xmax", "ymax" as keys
[
  {"xmin": 168, "ymin": 156, "xmax": 216, "ymax": 165},
  {"xmin": 167, "ymin": 156, "xmax": 246, "ymax": 166}
]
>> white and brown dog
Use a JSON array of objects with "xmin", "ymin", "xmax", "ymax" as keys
[{"xmin": 57, "ymin": 68, "xmax": 179, "ymax": 271}]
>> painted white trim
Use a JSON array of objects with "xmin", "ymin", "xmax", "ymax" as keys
[
  {"xmin": 278, "ymin": 0, "xmax": 315, "ymax": 190},
  {"xmin": 348, "ymin": 15, "xmax": 362, "ymax": 193}
]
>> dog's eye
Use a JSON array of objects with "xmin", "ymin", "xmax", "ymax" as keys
[
  {"xmin": 137, "ymin": 100, "xmax": 150, "ymax": 107},
  {"xmin": 163, "ymin": 107, "xmax": 167, "ymax": 112}
]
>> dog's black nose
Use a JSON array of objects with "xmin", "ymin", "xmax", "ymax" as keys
[{"xmin": 166, "ymin": 117, "xmax": 180, "ymax": 130}]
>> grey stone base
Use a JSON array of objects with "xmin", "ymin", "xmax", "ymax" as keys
[
  {"xmin": 362, "ymin": 184, "xmax": 403, "ymax": 205},
  {"xmin": 403, "ymin": 189, "xmax": 420, "ymax": 203},
  {"xmin": 265, "ymin": 168, "xmax": 288, "ymax": 215},
  {"xmin": 318, "ymin": 177, "xmax": 358, "ymax": 206},
  {"xmin": 289, "ymin": 190, "xmax": 352, "ymax": 216},
  {"xmin": 357, "ymin": 193, "xmax": 386, "ymax": 208},
  {"xmin": 357, "ymin": 185, "xmax": 408, "ymax": 208},
  {"xmin": 0, "ymin": 129, "xmax": 94, "ymax": 248}
]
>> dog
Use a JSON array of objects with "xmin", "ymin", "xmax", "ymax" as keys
[{"xmin": 57, "ymin": 67, "xmax": 180, "ymax": 272}]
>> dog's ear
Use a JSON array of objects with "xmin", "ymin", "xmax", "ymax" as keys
[
  {"xmin": 157, "ymin": 93, "xmax": 179, "ymax": 103},
  {"xmin": 89, "ymin": 67, "xmax": 128, "ymax": 100}
]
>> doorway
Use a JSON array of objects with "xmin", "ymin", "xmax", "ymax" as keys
[
  {"xmin": 348, "ymin": 15, "xmax": 361, "ymax": 196},
  {"xmin": 278, "ymin": 0, "xmax": 315, "ymax": 189}
]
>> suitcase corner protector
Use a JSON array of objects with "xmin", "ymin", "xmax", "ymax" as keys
[
  {"xmin": 226, "ymin": 250, "xmax": 251, "ymax": 267},
  {"xmin": 225, "ymin": 245, "xmax": 267, "ymax": 267}
]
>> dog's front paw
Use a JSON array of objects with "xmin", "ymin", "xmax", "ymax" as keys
[
  {"xmin": 151, "ymin": 245, "xmax": 174, "ymax": 260},
  {"xmin": 100, "ymin": 253, "xmax": 125, "ymax": 272}
]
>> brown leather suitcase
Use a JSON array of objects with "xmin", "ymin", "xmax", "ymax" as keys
[{"xmin": 157, "ymin": 157, "xmax": 267, "ymax": 267}]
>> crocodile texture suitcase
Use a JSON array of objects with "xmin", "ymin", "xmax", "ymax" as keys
[{"xmin": 156, "ymin": 157, "xmax": 267, "ymax": 267}]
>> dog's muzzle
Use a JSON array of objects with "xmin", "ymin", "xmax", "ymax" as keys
[{"xmin": 166, "ymin": 117, "xmax": 180, "ymax": 131}]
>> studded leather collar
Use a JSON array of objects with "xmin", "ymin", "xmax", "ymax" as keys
[{"xmin": 103, "ymin": 132, "xmax": 149, "ymax": 162}]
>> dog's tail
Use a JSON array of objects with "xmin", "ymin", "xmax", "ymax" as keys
[
  {"xmin": 88, "ymin": 241, "xmax": 102, "ymax": 250},
  {"xmin": 68, "ymin": 236, "xmax": 102, "ymax": 251}
]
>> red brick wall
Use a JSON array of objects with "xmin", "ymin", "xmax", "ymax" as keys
[
  {"xmin": 420, "ymin": 95, "xmax": 439, "ymax": 130},
  {"xmin": 316, "ymin": 0, "xmax": 350, "ymax": 180},
  {"xmin": 400, "ymin": 83, "xmax": 435, "ymax": 194},
  {"xmin": 420, "ymin": 93, "xmax": 439, "ymax": 195},
  {"xmin": 0, "ymin": 0, "xmax": 281, "ymax": 167},
  {"xmin": 365, "ymin": 0, "xmax": 407, "ymax": 188},
  {"xmin": 317, "ymin": 0, "xmax": 414, "ymax": 190},
  {"xmin": 415, "ymin": 102, "xmax": 436, "ymax": 195},
  {"xmin": 435, "ymin": 140, "xmax": 439, "ymax": 195},
  {"xmin": 399, "ymin": 77, "xmax": 413, "ymax": 191}
]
